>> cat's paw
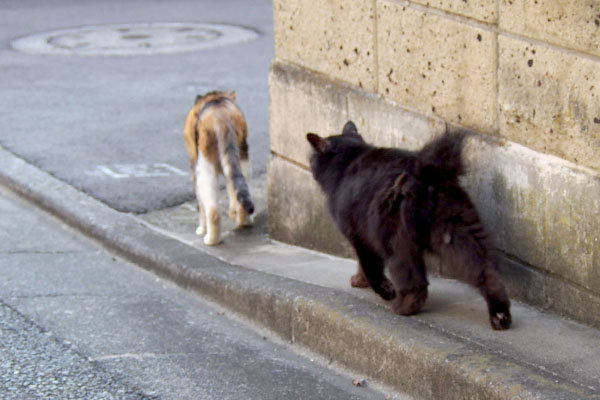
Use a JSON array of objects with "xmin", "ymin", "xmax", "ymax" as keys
[
  {"xmin": 392, "ymin": 287, "xmax": 427, "ymax": 316},
  {"xmin": 236, "ymin": 213, "xmax": 253, "ymax": 227},
  {"xmin": 488, "ymin": 298, "xmax": 511, "ymax": 330},
  {"xmin": 350, "ymin": 271, "xmax": 369, "ymax": 288},
  {"xmin": 490, "ymin": 312, "xmax": 511, "ymax": 330},
  {"xmin": 196, "ymin": 225, "xmax": 206, "ymax": 236},
  {"xmin": 203, "ymin": 234, "xmax": 221, "ymax": 246},
  {"xmin": 376, "ymin": 279, "xmax": 396, "ymax": 300}
]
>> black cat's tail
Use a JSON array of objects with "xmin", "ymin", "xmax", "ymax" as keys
[{"xmin": 414, "ymin": 130, "xmax": 467, "ymax": 183}]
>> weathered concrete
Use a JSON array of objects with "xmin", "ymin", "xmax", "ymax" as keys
[
  {"xmin": 271, "ymin": 0, "xmax": 600, "ymax": 166},
  {"xmin": 273, "ymin": 0, "xmax": 377, "ymax": 91},
  {"xmin": 409, "ymin": 0, "xmax": 498, "ymax": 23},
  {"xmin": 268, "ymin": 154, "xmax": 353, "ymax": 258},
  {"xmin": 269, "ymin": 62, "xmax": 350, "ymax": 167},
  {"xmin": 463, "ymin": 136, "xmax": 600, "ymax": 296},
  {"xmin": 500, "ymin": 0, "xmax": 600, "ymax": 57},
  {"xmin": 268, "ymin": 62, "xmax": 600, "ymax": 328},
  {"xmin": 377, "ymin": 0, "xmax": 498, "ymax": 133},
  {"xmin": 498, "ymin": 35, "xmax": 600, "ymax": 171}
]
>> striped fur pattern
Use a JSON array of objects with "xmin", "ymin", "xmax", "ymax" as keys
[{"xmin": 183, "ymin": 91, "xmax": 253, "ymax": 245}]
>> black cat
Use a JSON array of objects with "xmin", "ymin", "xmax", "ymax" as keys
[{"xmin": 306, "ymin": 121, "xmax": 511, "ymax": 330}]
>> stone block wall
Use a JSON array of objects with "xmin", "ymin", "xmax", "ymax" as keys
[{"xmin": 269, "ymin": 0, "xmax": 600, "ymax": 327}]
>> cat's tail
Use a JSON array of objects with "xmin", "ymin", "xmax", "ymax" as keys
[
  {"xmin": 217, "ymin": 120, "xmax": 255, "ymax": 215},
  {"xmin": 414, "ymin": 129, "xmax": 467, "ymax": 182}
]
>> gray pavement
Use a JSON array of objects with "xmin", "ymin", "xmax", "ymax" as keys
[
  {"xmin": 0, "ymin": 0, "xmax": 272, "ymax": 213},
  {"xmin": 0, "ymin": 186, "xmax": 392, "ymax": 400},
  {"xmin": 0, "ymin": 301, "xmax": 150, "ymax": 400}
]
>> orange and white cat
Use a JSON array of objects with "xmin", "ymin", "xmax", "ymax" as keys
[{"xmin": 183, "ymin": 91, "xmax": 253, "ymax": 245}]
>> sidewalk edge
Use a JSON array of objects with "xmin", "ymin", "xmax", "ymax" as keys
[{"xmin": 1, "ymin": 145, "xmax": 596, "ymax": 400}]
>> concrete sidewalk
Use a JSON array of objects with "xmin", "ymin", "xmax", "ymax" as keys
[{"xmin": 1, "ymin": 144, "xmax": 599, "ymax": 399}]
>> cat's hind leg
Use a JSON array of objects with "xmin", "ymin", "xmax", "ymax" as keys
[
  {"xmin": 350, "ymin": 264, "xmax": 369, "ymax": 288},
  {"xmin": 221, "ymin": 140, "xmax": 253, "ymax": 228},
  {"xmin": 432, "ymin": 222, "xmax": 511, "ymax": 330},
  {"xmin": 352, "ymin": 242, "xmax": 395, "ymax": 300},
  {"xmin": 195, "ymin": 154, "xmax": 221, "ymax": 245},
  {"xmin": 225, "ymin": 180, "xmax": 238, "ymax": 220},
  {"xmin": 386, "ymin": 246, "xmax": 428, "ymax": 316},
  {"xmin": 195, "ymin": 203, "xmax": 206, "ymax": 236},
  {"xmin": 235, "ymin": 157, "xmax": 253, "ymax": 227},
  {"xmin": 235, "ymin": 203, "xmax": 252, "ymax": 227},
  {"xmin": 479, "ymin": 267, "xmax": 511, "ymax": 330},
  {"xmin": 192, "ymin": 172, "xmax": 207, "ymax": 236},
  {"xmin": 224, "ymin": 168, "xmax": 252, "ymax": 227}
]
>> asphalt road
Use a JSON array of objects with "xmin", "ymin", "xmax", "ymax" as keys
[
  {"xmin": 0, "ymin": 3, "xmax": 386, "ymax": 397},
  {"xmin": 0, "ymin": 186, "xmax": 388, "ymax": 399},
  {"xmin": 0, "ymin": 0, "xmax": 272, "ymax": 213}
]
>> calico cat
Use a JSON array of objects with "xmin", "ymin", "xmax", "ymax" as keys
[
  {"xmin": 306, "ymin": 121, "xmax": 511, "ymax": 330},
  {"xmin": 183, "ymin": 91, "xmax": 253, "ymax": 245}
]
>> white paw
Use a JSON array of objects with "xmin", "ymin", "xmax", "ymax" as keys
[
  {"xmin": 236, "ymin": 214, "xmax": 254, "ymax": 227},
  {"xmin": 203, "ymin": 234, "xmax": 221, "ymax": 246},
  {"xmin": 196, "ymin": 225, "xmax": 206, "ymax": 236}
]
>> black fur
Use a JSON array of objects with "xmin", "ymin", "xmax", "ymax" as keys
[{"xmin": 307, "ymin": 121, "xmax": 511, "ymax": 330}]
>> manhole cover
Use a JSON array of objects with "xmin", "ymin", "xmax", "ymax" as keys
[{"xmin": 11, "ymin": 22, "xmax": 259, "ymax": 56}]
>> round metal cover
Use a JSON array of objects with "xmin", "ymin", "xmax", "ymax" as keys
[{"xmin": 11, "ymin": 22, "xmax": 259, "ymax": 56}]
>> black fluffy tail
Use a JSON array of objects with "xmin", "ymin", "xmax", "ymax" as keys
[{"xmin": 414, "ymin": 130, "xmax": 466, "ymax": 183}]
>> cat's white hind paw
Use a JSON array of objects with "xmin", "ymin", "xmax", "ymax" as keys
[
  {"xmin": 203, "ymin": 234, "xmax": 221, "ymax": 246},
  {"xmin": 196, "ymin": 225, "xmax": 206, "ymax": 236},
  {"xmin": 236, "ymin": 213, "xmax": 254, "ymax": 227}
]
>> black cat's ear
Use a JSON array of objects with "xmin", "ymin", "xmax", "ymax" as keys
[
  {"xmin": 306, "ymin": 133, "xmax": 330, "ymax": 153},
  {"xmin": 342, "ymin": 121, "xmax": 358, "ymax": 136}
]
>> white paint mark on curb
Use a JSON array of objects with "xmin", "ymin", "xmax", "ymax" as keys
[{"xmin": 86, "ymin": 163, "xmax": 188, "ymax": 179}]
